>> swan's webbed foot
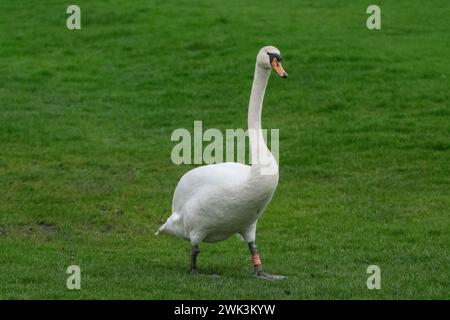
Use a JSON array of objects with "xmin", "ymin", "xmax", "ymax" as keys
[
  {"xmin": 255, "ymin": 270, "xmax": 286, "ymax": 281},
  {"xmin": 248, "ymin": 241, "xmax": 286, "ymax": 281},
  {"xmin": 189, "ymin": 245, "xmax": 220, "ymax": 277},
  {"xmin": 191, "ymin": 268, "xmax": 199, "ymax": 275}
]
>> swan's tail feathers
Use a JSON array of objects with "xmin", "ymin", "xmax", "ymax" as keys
[
  {"xmin": 155, "ymin": 221, "xmax": 167, "ymax": 236},
  {"xmin": 155, "ymin": 211, "xmax": 186, "ymax": 239},
  {"xmin": 155, "ymin": 211, "xmax": 178, "ymax": 235}
]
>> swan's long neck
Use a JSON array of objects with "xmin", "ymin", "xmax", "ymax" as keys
[
  {"xmin": 248, "ymin": 64, "xmax": 270, "ymax": 133},
  {"xmin": 247, "ymin": 64, "xmax": 278, "ymax": 177}
]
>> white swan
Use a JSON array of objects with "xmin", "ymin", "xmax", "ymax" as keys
[{"xmin": 157, "ymin": 46, "xmax": 288, "ymax": 280}]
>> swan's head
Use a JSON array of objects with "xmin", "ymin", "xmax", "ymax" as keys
[{"xmin": 256, "ymin": 46, "xmax": 288, "ymax": 78}]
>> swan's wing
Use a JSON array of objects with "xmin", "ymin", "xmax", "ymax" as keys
[
  {"xmin": 172, "ymin": 162, "xmax": 251, "ymax": 213},
  {"xmin": 156, "ymin": 163, "xmax": 250, "ymax": 239}
]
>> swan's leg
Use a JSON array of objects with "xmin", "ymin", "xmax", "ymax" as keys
[
  {"xmin": 248, "ymin": 242, "xmax": 263, "ymax": 274},
  {"xmin": 248, "ymin": 242, "xmax": 286, "ymax": 281},
  {"xmin": 190, "ymin": 245, "xmax": 200, "ymax": 274}
]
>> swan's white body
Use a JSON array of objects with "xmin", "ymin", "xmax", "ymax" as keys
[
  {"xmin": 160, "ymin": 161, "xmax": 278, "ymax": 244},
  {"xmin": 157, "ymin": 46, "xmax": 282, "ymax": 247}
]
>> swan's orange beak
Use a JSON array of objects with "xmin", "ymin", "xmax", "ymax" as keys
[{"xmin": 271, "ymin": 59, "xmax": 288, "ymax": 78}]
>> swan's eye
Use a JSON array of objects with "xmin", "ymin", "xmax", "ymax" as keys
[{"xmin": 268, "ymin": 52, "xmax": 282, "ymax": 63}]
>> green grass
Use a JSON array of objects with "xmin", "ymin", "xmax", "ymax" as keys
[{"xmin": 1, "ymin": 0, "xmax": 449, "ymax": 299}]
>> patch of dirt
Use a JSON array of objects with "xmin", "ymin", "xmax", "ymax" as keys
[
  {"xmin": 37, "ymin": 222, "xmax": 57, "ymax": 233},
  {"xmin": 99, "ymin": 205, "xmax": 126, "ymax": 216},
  {"xmin": 0, "ymin": 222, "xmax": 57, "ymax": 236}
]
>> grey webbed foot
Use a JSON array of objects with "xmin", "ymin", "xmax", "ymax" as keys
[
  {"xmin": 191, "ymin": 269, "xmax": 199, "ymax": 275},
  {"xmin": 256, "ymin": 270, "xmax": 287, "ymax": 281}
]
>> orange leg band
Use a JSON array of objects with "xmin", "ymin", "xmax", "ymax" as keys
[{"xmin": 252, "ymin": 255, "xmax": 261, "ymax": 267}]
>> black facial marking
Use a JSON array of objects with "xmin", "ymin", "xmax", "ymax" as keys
[{"xmin": 268, "ymin": 52, "xmax": 282, "ymax": 63}]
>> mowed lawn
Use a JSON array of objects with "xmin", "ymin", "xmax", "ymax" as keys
[{"xmin": 0, "ymin": 0, "xmax": 449, "ymax": 299}]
